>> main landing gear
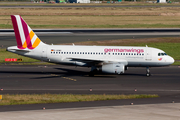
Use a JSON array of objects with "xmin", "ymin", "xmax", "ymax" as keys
[
  {"xmin": 89, "ymin": 66, "xmax": 97, "ymax": 77},
  {"xmin": 146, "ymin": 67, "xmax": 151, "ymax": 77}
]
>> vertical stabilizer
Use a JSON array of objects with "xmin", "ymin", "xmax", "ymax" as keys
[{"xmin": 11, "ymin": 15, "xmax": 42, "ymax": 49}]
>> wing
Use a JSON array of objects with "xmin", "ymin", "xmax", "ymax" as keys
[{"xmin": 66, "ymin": 57, "xmax": 128, "ymax": 65}]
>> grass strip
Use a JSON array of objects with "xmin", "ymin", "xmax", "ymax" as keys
[
  {"xmin": 0, "ymin": 48, "xmax": 39, "ymax": 63},
  {"xmin": 0, "ymin": 94, "xmax": 159, "ymax": 106}
]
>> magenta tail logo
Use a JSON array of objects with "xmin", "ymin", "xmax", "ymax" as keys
[{"xmin": 11, "ymin": 15, "xmax": 41, "ymax": 49}]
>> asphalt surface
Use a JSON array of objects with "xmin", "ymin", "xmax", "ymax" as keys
[
  {"xmin": 0, "ymin": 29, "xmax": 180, "ymax": 48},
  {"xmin": 0, "ymin": 29, "xmax": 180, "ymax": 112},
  {"xmin": 0, "ymin": 65, "xmax": 180, "ymax": 111}
]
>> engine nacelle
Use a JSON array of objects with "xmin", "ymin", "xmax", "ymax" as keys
[{"xmin": 101, "ymin": 63, "xmax": 125, "ymax": 74}]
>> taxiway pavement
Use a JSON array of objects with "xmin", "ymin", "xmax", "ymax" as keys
[
  {"xmin": 1, "ymin": 103, "xmax": 180, "ymax": 120},
  {"xmin": 0, "ymin": 65, "xmax": 180, "ymax": 111}
]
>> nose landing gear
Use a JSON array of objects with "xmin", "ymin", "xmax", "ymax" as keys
[{"xmin": 146, "ymin": 67, "xmax": 151, "ymax": 77}]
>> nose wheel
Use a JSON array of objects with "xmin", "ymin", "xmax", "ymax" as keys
[{"xmin": 146, "ymin": 67, "xmax": 151, "ymax": 77}]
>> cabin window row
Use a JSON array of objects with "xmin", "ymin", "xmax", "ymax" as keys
[{"xmin": 51, "ymin": 52, "xmax": 144, "ymax": 56}]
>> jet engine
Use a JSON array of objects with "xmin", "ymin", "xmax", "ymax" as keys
[{"xmin": 100, "ymin": 63, "xmax": 125, "ymax": 74}]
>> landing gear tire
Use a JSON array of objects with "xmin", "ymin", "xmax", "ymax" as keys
[{"xmin": 146, "ymin": 73, "xmax": 151, "ymax": 77}]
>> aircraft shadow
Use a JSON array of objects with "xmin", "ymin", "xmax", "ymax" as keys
[{"xmin": 0, "ymin": 68, "xmax": 146, "ymax": 80}]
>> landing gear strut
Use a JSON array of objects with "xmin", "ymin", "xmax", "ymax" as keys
[
  {"xmin": 89, "ymin": 66, "xmax": 97, "ymax": 77},
  {"xmin": 146, "ymin": 67, "xmax": 151, "ymax": 77}
]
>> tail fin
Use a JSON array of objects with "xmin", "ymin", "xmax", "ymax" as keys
[{"xmin": 11, "ymin": 15, "xmax": 41, "ymax": 49}]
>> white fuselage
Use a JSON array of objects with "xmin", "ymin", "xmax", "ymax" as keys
[{"xmin": 7, "ymin": 44, "xmax": 174, "ymax": 68}]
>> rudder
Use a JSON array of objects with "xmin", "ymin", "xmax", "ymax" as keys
[{"xmin": 11, "ymin": 15, "xmax": 41, "ymax": 49}]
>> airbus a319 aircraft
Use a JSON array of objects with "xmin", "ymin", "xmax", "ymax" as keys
[{"xmin": 7, "ymin": 15, "xmax": 174, "ymax": 76}]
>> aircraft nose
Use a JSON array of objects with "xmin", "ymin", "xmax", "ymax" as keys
[{"xmin": 167, "ymin": 56, "xmax": 174, "ymax": 64}]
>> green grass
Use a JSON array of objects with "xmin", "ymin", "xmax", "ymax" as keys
[
  {"xmin": 0, "ymin": 24, "xmax": 12, "ymax": 29},
  {"xmin": 0, "ymin": 94, "xmax": 159, "ymax": 106},
  {"xmin": 0, "ymin": 49, "xmax": 40, "ymax": 63}
]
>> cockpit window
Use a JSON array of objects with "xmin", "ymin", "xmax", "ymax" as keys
[{"xmin": 158, "ymin": 53, "xmax": 167, "ymax": 56}]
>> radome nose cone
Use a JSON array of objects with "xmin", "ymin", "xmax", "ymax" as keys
[{"xmin": 169, "ymin": 56, "xmax": 174, "ymax": 64}]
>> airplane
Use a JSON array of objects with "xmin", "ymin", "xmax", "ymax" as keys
[{"xmin": 7, "ymin": 15, "xmax": 174, "ymax": 77}]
